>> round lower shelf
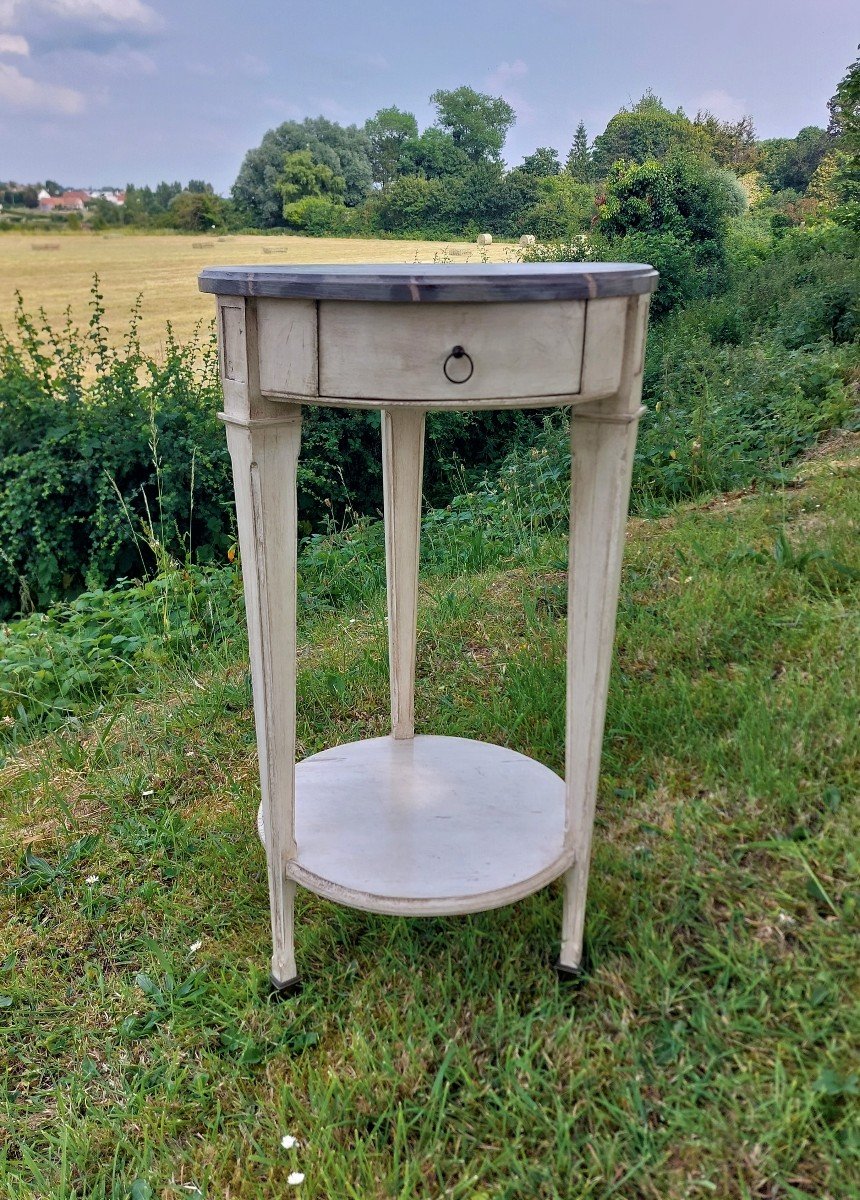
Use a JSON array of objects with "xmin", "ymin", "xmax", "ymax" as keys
[{"xmin": 257, "ymin": 734, "xmax": 572, "ymax": 916}]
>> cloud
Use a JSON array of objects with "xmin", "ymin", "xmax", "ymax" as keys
[
  {"xmin": 1, "ymin": 0, "xmax": 163, "ymax": 55},
  {"xmin": 486, "ymin": 58, "xmax": 527, "ymax": 92},
  {"xmin": 694, "ymin": 88, "xmax": 747, "ymax": 122},
  {"xmin": 0, "ymin": 31, "xmax": 27, "ymax": 53},
  {"xmin": 0, "ymin": 60, "xmax": 85, "ymax": 113},
  {"xmin": 5, "ymin": 0, "xmax": 162, "ymax": 33},
  {"xmin": 45, "ymin": 43, "xmax": 156, "ymax": 75}
]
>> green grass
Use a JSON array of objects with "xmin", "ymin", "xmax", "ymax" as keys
[{"xmin": 1, "ymin": 439, "xmax": 858, "ymax": 1199}]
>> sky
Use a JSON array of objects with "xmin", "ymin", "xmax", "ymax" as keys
[{"xmin": 0, "ymin": 0, "xmax": 857, "ymax": 193}]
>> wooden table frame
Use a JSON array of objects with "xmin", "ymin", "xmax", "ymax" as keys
[{"xmin": 202, "ymin": 265, "xmax": 656, "ymax": 991}]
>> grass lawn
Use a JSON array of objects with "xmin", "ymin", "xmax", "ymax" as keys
[
  {"xmin": 1, "ymin": 438, "xmax": 858, "ymax": 1199},
  {"xmin": 0, "ymin": 233, "xmax": 517, "ymax": 361}
]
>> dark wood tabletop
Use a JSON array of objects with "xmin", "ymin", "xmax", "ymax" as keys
[{"xmin": 198, "ymin": 262, "xmax": 658, "ymax": 304}]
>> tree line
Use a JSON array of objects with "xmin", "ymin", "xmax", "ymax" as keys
[
  {"xmin": 5, "ymin": 56, "xmax": 855, "ymax": 251},
  {"xmin": 225, "ymin": 76, "xmax": 854, "ymax": 244}
]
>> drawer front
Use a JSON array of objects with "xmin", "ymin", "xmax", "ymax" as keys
[{"xmin": 318, "ymin": 300, "xmax": 585, "ymax": 402}]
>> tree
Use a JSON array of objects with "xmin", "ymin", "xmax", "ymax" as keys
[
  {"xmin": 154, "ymin": 180, "xmax": 183, "ymax": 211},
  {"xmin": 89, "ymin": 196, "xmax": 128, "ymax": 228},
  {"xmin": 596, "ymin": 154, "xmax": 747, "ymax": 316},
  {"xmin": 693, "ymin": 111, "xmax": 759, "ymax": 173},
  {"xmin": 365, "ymin": 106, "xmax": 418, "ymax": 188},
  {"xmin": 450, "ymin": 162, "xmax": 518, "ymax": 232},
  {"xmin": 826, "ymin": 46, "xmax": 860, "ymax": 227},
  {"xmin": 759, "ymin": 127, "xmax": 829, "ymax": 192},
  {"xmin": 275, "ymin": 150, "xmax": 345, "ymax": 208},
  {"xmin": 520, "ymin": 147, "xmax": 561, "ymax": 176},
  {"xmin": 232, "ymin": 118, "xmax": 372, "ymax": 226},
  {"xmin": 123, "ymin": 181, "xmax": 183, "ymax": 219},
  {"xmin": 186, "ymin": 179, "xmax": 215, "ymax": 194},
  {"xmin": 43, "ymin": 179, "xmax": 64, "ymax": 197},
  {"xmin": 566, "ymin": 121, "xmax": 592, "ymax": 183},
  {"xmin": 374, "ymin": 174, "xmax": 453, "ymax": 235},
  {"xmin": 827, "ymin": 46, "xmax": 860, "ymax": 144},
  {"xmin": 396, "ymin": 128, "xmax": 470, "ymax": 179},
  {"xmin": 429, "ymin": 86, "xmax": 516, "ymax": 163},
  {"xmin": 167, "ymin": 190, "xmax": 229, "ymax": 231},
  {"xmin": 598, "ymin": 155, "xmax": 745, "ymax": 245},
  {"xmin": 521, "ymin": 174, "xmax": 594, "ymax": 239},
  {"xmin": 591, "ymin": 92, "xmax": 709, "ymax": 176}
]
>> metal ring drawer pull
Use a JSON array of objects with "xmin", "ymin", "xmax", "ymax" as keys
[{"xmin": 443, "ymin": 345, "xmax": 474, "ymax": 384}]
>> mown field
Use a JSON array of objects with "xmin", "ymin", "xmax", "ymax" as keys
[{"xmin": 0, "ymin": 232, "xmax": 516, "ymax": 358}]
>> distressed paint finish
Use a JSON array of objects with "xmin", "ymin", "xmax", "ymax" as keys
[
  {"xmin": 205, "ymin": 265, "xmax": 655, "ymax": 986},
  {"xmin": 215, "ymin": 294, "xmax": 303, "ymax": 989},
  {"xmin": 560, "ymin": 292, "xmax": 651, "ymax": 973},
  {"xmin": 200, "ymin": 262, "xmax": 658, "ymax": 304},
  {"xmin": 318, "ymin": 299, "xmax": 586, "ymax": 402},
  {"xmin": 381, "ymin": 407, "xmax": 425, "ymax": 740}
]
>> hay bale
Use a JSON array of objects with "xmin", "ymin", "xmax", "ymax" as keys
[
  {"xmin": 476, "ymin": 233, "xmax": 493, "ymax": 246},
  {"xmin": 519, "ymin": 234, "xmax": 536, "ymax": 247}
]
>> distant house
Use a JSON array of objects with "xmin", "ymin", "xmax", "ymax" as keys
[
  {"xmin": 37, "ymin": 189, "xmax": 92, "ymax": 212},
  {"xmin": 35, "ymin": 186, "xmax": 126, "ymax": 212},
  {"xmin": 90, "ymin": 189, "xmax": 126, "ymax": 206}
]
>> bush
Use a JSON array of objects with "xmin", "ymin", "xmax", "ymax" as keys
[
  {"xmin": 599, "ymin": 154, "xmax": 746, "ymax": 245},
  {"xmin": 609, "ymin": 230, "xmax": 704, "ymax": 318},
  {"xmin": 283, "ymin": 196, "xmax": 351, "ymax": 235},
  {"xmin": 0, "ymin": 284, "xmax": 547, "ymax": 617},
  {"xmin": 520, "ymin": 176, "xmax": 594, "ymax": 240},
  {"xmin": 0, "ymin": 287, "xmax": 230, "ymax": 618},
  {"xmin": 372, "ymin": 175, "xmax": 457, "ymax": 237},
  {"xmin": 509, "ymin": 220, "xmax": 859, "ymax": 511}
]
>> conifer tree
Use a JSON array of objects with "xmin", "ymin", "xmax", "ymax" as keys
[{"xmin": 566, "ymin": 121, "xmax": 592, "ymax": 182}]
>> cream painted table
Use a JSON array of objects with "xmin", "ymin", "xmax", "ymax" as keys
[{"xmin": 199, "ymin": 263, "xmax": 658, "ymax": 992}]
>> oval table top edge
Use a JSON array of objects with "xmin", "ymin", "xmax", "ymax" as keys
[{"xmin": 199, "ymin": 261, "xmax": 658, "ymax": 303}]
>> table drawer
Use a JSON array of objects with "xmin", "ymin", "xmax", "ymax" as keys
[{"xmin": 318, "ymin": 300, "xmax": 585, "ymax": 402}]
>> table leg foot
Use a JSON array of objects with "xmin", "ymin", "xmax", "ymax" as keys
[
  {"xmin": 554, "ymin": 959, "xmax": 588, "ymax": 985},
  {"xmin": 268, "ymin": 972, "xmax": 302, "ymax": 1001},
  {"xmin": 554, "ymin": 937, "xmax": 591, "ymax": 984}
]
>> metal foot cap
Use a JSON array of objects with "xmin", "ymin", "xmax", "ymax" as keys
[{"xmin": 267, "ymin": 973, "xmax": 302, "ymax": 1001}]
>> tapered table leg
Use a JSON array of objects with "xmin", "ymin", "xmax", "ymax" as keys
[
  {"xmin": 559, "ymin": 298, "xmax": 648, "ymax": 975},
  {"xmin": 381, "ymin": 407, "xmax": 426, "ymax": 740},
  {"xmin": 224, "ymin": 405, "xmax": 303, "ymax": 989}
]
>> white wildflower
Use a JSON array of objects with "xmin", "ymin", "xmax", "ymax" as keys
[
  {"xmin": 188, "ymin": 940, "xmax": 202, "ymax": 954},
  {"xmin": 287, "ymin": 1172, "xmax": 305, "ymax": 1186},
  {"xmin": 281, "ymin": 1134, "xmax": 298, "ymax": 1149},
  {"xmin": 85, "ymin": 875, "xmax": 100, "ymax": 885},
  {"xmin": 142, "ymin": 789, "xmax": 154, "ymax": 797}
]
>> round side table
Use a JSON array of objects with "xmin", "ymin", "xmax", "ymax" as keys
[{"xmin": 199, "ymin": 263, "xmax": 658, "ymax": 991}]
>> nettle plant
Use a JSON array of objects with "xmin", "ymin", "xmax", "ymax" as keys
[
  {"xmin": 0, "ymin": 282, "xmax": 547, "ymax": 619},
  {"xmin": 0, "ymin": 281, "xmax": 231, "ymax": 619}
]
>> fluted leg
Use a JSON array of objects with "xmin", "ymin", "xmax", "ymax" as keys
[
  {"xmin": 381, "ymin": 407, "xmax": 426, "ymax": 740},
  {"xmin": 224, "ymin": 406, "xmax": 303, "ymax": 988},
  {"xmin": 559, "ymin": 298, "xmax": 648, "ymax": 975}
]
